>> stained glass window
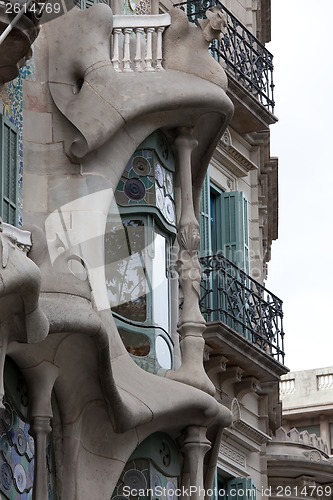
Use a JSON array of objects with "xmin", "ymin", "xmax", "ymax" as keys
[
  {"xmin": 112, "ymin": 433, "xmax": 181, "ymax": 500},
  {"xmin": 107, "ymin": 130, "xmax": 176, "ymax": 373}
]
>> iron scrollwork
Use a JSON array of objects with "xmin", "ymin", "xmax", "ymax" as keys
[{"xmin": 199, "ymin": 253, "xmax": 285, "ymax": 363}]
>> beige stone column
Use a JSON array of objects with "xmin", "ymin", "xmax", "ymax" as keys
[
  {"xmin": 181, "ymin": 426, "xmax": 211, "ymax": 500},
  {"xmin": 166, "ymin": 128, "xmax": 215, "ymax": 395}
]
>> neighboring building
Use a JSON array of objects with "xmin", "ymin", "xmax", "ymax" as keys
[
  {"xmin": 264, "ymin": 369, "xmax": 333, "ymax": 496},
  {"xmin": 1, "ymin": 1, "xmax": 329, "ymax": 499},
  {"xmin": 280, "ymin": 366, "xmax": 333, "ymax": 455}
]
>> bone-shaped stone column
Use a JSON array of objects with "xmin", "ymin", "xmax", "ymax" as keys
[
  {"xmin": 181, "ymin": 426, "xmax": 211, "ymax": 500},
  {"xmin": 167, "ymin": 128, "xmax": 215, "ymax": 395},
  {"xmin": 22, "ymin": 362, "xmax": 59, "ymax": 500}
]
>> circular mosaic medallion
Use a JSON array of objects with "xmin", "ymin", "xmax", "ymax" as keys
[
  {"xmin": 1, "ymin": 463, "xmax": 13, "ymax": 491},
  {"xmin": 133, "ymin": 156, "xmax": 150, "ymax": 176},
  {"xmin": 166, "ymin": 480, "xmax": 176, "ymax": 500},
  {"xmin": 123, "ymin": 469, "xmax": 147, "ymax": 490},
  {"xmin": 14, "ymin": 463, "xmax": 27, "ymax": 493},
  {"xmin": 0, "ymin": 403, "xmax": 13, "ymax": 430},
  {"xmin": 124, "ymin": 179, "xmax": 146, "ymax": 201},
  {"xmin": 156, "ymin": 187, "xmax": 164, "ymax": 211},
  {"xmin": 164, "ymin": 197, "xmax": 175, "ymax": 224},
  {"xmin": 129, "ymin": 0, "xmax": 136, "ymax": 10},
  {"xmin": 27, "ymin": 434, "xmax": 35, "ymax": 456},
  {"xmin": 29, "ymin": 460, "xmax": 34, "ymax": 482},
  {"xmin": 165, "ymin": 171, "xmax": 173, "ymax": 195},
  {"xmin": 15, "ymin": 428, "xmax": 27, "ymax": 455},
  {"xmin": 151, "ymin": 472, "xmax": 162, "ymax": 495},
  {"xmin": 0, "ymin": 435, "xmax": 11, "ymax": 461},
  {"xmin": 155, "ymin": 163, "xmax": 164, "ymax": 187}
]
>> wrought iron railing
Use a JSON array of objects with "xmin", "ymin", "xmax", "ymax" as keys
[
  {"xmin": 175, "ymin": 0, "xmax": 275, "ymax": 114},
  {"xmin": 199, "ymin": 253, "xmax": 285, "ymax": 363}
]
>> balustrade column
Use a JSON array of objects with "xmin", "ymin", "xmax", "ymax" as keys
[
  {"xmin": 166, "ymin": 128, "xmax": 215, "ymax": 395},
  {"xmin": 134, "ymin": 27, "xmax": 144, "ymax": 72},
  {"xmin": 145, "ymin": 27, "xmax": 155, "ymax": 71},
  {"xmin": 112, "ymin": 28, "xmax": 122, "ymax": 72},
  {"xmin": 123, "ymin": 28, "xmax": 133, "ymax": 72},
  {"xmin": 155, "ymin": 26, "xmax": 165, "ymax": 70}
]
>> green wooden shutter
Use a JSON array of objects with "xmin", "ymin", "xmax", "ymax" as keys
[
  {"xmin": 227, "ymin": 478, "xmax": 256, "ymax": 500},
  {"xmin": 199, "ymin": 172, "xmax": 211, "ymax": 256},
  {"xmin": 221, "ymin": 191, "xmax": 249, "ymax": 272},
  {"xmin": 0, "ymin": 116, "xmax": 18, "ymax": 226}
]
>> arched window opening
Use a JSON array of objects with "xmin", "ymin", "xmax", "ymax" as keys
[{"xmin": 112, "ymin": 432, "xmax": 181, "ymax": 500}]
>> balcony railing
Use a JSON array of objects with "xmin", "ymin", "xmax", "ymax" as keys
[
  {"xmin": 175, "ymin": 0, "xmax": 275, "ymax": 114},
  {"xmin": 199, "ymin": 253, "xmax": 285, "ymax": 363},
  {"xmin": 111, "ymin": 14, "xmax": 171, "ymax": 72}
]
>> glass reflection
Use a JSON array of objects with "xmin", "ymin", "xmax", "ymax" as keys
[{"xmin": 106, "ymin": 218, "xmax": 148, "ymax": 322}]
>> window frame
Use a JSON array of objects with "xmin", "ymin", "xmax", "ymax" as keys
[{"xmin": 0, "ymin": 114, "xmax": 19, "ymax": 226}]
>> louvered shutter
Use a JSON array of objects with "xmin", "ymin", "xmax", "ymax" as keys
[
  {"xmin": 227, "ymin": 478, "xmax": 256, "ymax": 500},
  {"xmin": 221, "ymin": 191, "xmax": 249, "ymax": 272},
  {"xmin": 0, "ymin": 116, "xmax": 18, "ymax": 225},
  {"xmin": 199, "ymin": 172, "xmax": 211, "ymax": 256}
]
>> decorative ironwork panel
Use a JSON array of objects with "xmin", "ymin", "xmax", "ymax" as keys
[
  {"xmin": 199, "ymin": 253, "xmax": 285, "ymax": 363},
  {"xmin": 175, "ymin": 0, "xmax": 275, "ymax": 113}
]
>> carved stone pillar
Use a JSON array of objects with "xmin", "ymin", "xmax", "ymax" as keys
[
  {"xmin": 30, "ymin": 416, "xmax": 52, "ymax": 500},
  {"xmin": 167, "ymin": 128, "xmax": 215, "ymax": 395},
  {"xmin": 22, "ymin": 362, "xmax": 59, "ymax": 500},
  {"xmin": 181, "ymin": 426, "xmax": 211, "ymax": 500}
]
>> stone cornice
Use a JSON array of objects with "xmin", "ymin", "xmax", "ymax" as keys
[
  {"xmin": 233, "ymin": 418, "xmax": 271, "ymax": 446},
  {"xmin": 213, "ymin": 130, "xmax": 257, "ymax": 178}
]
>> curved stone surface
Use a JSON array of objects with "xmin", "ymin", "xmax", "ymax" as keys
[
  {"xmin": 0, "ymin": 10, "xmax": 38, "ymax": 83},
  {"xmin": 15, "ymin": 3, "xmax": 234, "ymax": 497}
]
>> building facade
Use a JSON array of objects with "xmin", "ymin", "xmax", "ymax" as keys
[
  {"xmin": 0, "ymin": 0, "xmax": 321, "ymax": 499},
  {"xmin": 265, "ymin": 367, "xmax": 333, "ymax": 496}
]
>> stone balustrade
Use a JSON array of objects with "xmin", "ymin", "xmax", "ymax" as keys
[{"xmin": 111, "ymin": 13, "xmax": 171, "ymax": 72}]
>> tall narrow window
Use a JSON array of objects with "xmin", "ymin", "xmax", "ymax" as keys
[
  {"xmin": 106, "ymin": 130, "xmax": 176, "ymax": 374},
  {"xmin": 0, "ymin": 116, "xmax": 18, "ymax": 225},
  {"xmin": 199, "ymin": 174, "xmax": 249, "ymax": 272}
]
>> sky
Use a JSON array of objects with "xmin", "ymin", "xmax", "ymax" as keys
[{"xmin": 265, "ymin": 0, "xmax": 333, "ymax": 372}]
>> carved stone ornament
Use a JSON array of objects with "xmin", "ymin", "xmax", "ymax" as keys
[{"xmin": 198, "ymin": 7, "xmax": 227, "ymax": 42}]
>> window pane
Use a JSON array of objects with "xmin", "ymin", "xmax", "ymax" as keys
[
  {"xmin": 119, "ymin": 328, "xmax": 151, "ymax": 357},
  {"xmin": 106, "ymin": 218, "xmax": 148, "ymax": 322},
  {"xmin": 151, "ymin": 232, "xmax": 169, "ymax": 332}
]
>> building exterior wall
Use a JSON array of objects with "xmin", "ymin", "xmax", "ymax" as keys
[{"xmin": 1, "ymin": 1, "xmax": 324, "ymax": 499}]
